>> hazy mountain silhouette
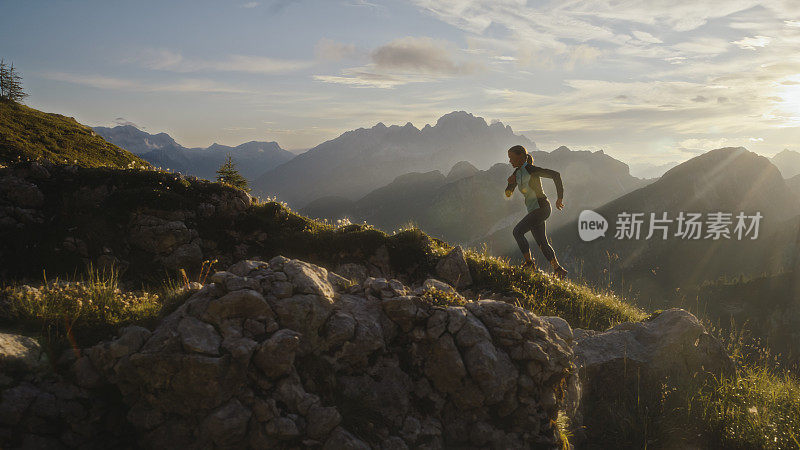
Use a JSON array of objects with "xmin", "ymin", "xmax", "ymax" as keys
[
  {"xmin": 771, "ymin": 149, "xmax": 800, "ymax": 179},
  {"xmin": 94, "ymin": 125, "xmax": 295, "ymax": 180},
  {"xmin": 252, "ymin": 111, "xmax": 536, "ymax": 207},
  {"xmin": 302, "ymin": 146, "xmax": 649, "ymax": 247},
  {"xmin": 629, "ymin": 160, "xmax": 681, "ymax": 179},
  {"xmin": 787, "ymin": 173, "xmax": 800, "ymax": 197},
  {"xmin": 550, "ymin": 146, "xmax": 800, "ymax": 305}
]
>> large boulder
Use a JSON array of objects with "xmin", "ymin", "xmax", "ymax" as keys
[
  {"xmin": 435, "ymin": 245, "xmax": 473, "ymax": 288},
  {"xmin": 74, "ymin": 256, "xmax": 574, "ymax": 449},
  {"xmin": 571, "ymin": 308, "xmax": 734, "ymax": 442}
]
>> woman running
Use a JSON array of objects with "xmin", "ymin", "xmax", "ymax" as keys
[{"xmin": 504, "ymin": 145, "xmax": 569, "ymax": 278}]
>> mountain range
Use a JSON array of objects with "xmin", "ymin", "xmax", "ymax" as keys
[
  {"xmin": 93, "ymin": 125, "xmax": 295, "ymax": 181},
  {"xmin": 252, "ymin": 111, "xmax": 537, "ymax": 207},
  {"xmin": 302, "ymin": 145, "xmax": 651, "ymax": 248}
]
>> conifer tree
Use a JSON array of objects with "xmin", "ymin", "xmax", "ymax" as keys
[
  {"xmin": 7, "ymin": 63, "xmax": 28, "ymax": 102},
  {"xmin": 0, "ymin": 60, "xmax": 9, "ymax": 100},
  {"xmin": 216, "ymin": 153, "xmax": 249, "ymax": 191}
]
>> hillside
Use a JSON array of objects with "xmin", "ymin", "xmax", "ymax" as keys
[
  {"xmin": 1, "ymin": 159, "xmax": 796, "ymax": 449},
  {"xmin": 0, "ymin": 101, "xmax": 147, "ymax": 168},
  {"xmin": 0, "ymin": 159, "xmax": 642, "ymax": 331},
  {"xmin": 551, "ymin": 147, "xmax": 800, "ymax": 304},
  {"xmin": 94, "ymin": 124, "xmax": 295, "ymax": 181},
  {"xmin": 253, "ymin": 111, "xmax": 537, "ymax": 207},
  {"xmin": 771, "ymin": 148, "xmax": 800, "ymax": 179}
]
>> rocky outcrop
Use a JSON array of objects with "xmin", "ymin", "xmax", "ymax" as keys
[
  {"xmin": 434, "ymin": 245, "xmax": 472, "ymax": 289},
  {"xmin": 0, "ymin": 251, "xmax": 735, "ymax": 449},
  {"xmin": 567, "ymin": 309, "xmax": 734, "ymax": 443},
  {"xmin": 62, "ymin": 257, "xmax": 573, "ymax": 449},
  {"xmin": 0, "ymin": 257, "xmax": 574, "ymax": 449}
]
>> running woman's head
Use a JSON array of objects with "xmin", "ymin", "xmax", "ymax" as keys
[{"xmin": 508, "ymin": 145, "xmax": 531, "ymax": 168}]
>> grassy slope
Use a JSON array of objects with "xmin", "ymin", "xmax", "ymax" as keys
[
  {"xmin": 0, "ymin": 101, "xmax": 148, "ymax": 168},
  {"xmin": 0, "ymin": 162, "xmax": 796, "ymax": 448}
]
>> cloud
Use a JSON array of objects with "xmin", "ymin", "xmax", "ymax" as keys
[
  {"xmin": 370, "ymin": 36, "xmax": 480, "ymax": 74},
  {"xmin": 632, "ymin": 30, "xmax": 663, "ymax": 44},
  {"xmin": 132, "ymin": 48, "xmax": 313, "ymax": 74},
  {"xmin": 312, "ymin": 67, "xmax": 442, "ymax": 89},
  {"xmin": 222, "ymin": 126, "xmax": 256, "ymax": 131},
  {"xmin": 313, "ymin": 36, "xmax": 482, "ymax": 88},
  {"xmin": 731, "ymin": 35, "xmax": 772, "ymax": 49},
  {"xmin": 114, "ymin": 117, "xmax": 140, "ymax": 128},
  {"xmin": 42, "ymin": 72, "xmax": 250, "ymax": 94},
  {"xmin": 241, "ymin": 2, "xmax": 260, "ymax": 8},
  {"xmin": 314, "ymin": 38, "xmax": 362, "ymax": 61},
  {"xmin": 677, "ymin": 137, "xmax": 729, "ymax": 153},
  {"xmin": 266, "ymin": 0, "xmax": 300, "ymax": 13}
]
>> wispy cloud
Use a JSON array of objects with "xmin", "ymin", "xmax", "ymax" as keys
[
  {"xmin": 42, "ymin": 72, "xmax": 250, "ymax": 93},
  {"xmin": 371, "ymin": 36, "xmax": 480, "ymax": 74},
  {"xmin": 314, "ymin": 38, "xmax": 364, "ymax": 61},
  {"xmin": 130, "ymin": 49, "xmax": 314, "ymax": 74},
  {"xmin": 241, "ymin": 2, "xmax": 260, "ymax": 8},
  {"xmin": 313, "ymin": 36, "xmax": 482, "ymax": 88},
  {"xmin": 731, "ymin": 35, "xmax": 772, "ymax": 49}
]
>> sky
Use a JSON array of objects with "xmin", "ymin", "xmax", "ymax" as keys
[{"xmin": 2, "ymin": 0, "xmax": 800, "ymax": 166}]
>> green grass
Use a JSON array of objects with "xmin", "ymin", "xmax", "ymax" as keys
[
  {"xmin": 238, "ymin": 198, "xmax": 646, "ymax": 331},
  {"xmin": 2, "ymin": 162, "xmax": 796, "ymax": 449},
  {"xmin": 0, "ymin": 264, "xmax": 190, "ymax": 355},
  {"xmin": 0, "ymin": 100, "xmax": 149, "ymax": 168}
]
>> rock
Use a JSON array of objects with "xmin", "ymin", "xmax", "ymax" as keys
[
  {"xmin": 228, "ymin": 260, "xmax": 269, "ymax": 277},
  {"xmin": 272, "ymin": 294, "xmax": 334, "ymax": 353},
  {"xmin": 253, "ymin": 329, "xmax": 301, "ymax": 379},
  {"xmin": 307, "ymin": 405, "xmax": 341, "ymax": 440},
  {"xmin": 422, "ymin": 278, "xmax": 459, "ymax": 296},
  {"xmin": 324, "ymin": 313, "xmax": 356, "ymax": 348},
  {"xmin": 324, "ymin": 427, "xmax": 370, "ymax": 450},
  {"xmin": 162, "ymin": 241, "xmax": 203, "ymax": 271},
  {"xmin": 334, "ymin": 263, "xmax": 368, "ymax": 285},
  {"xmin": 71, "ymin": 356, "xmax": 101, "ymax": 389},
  {"xmin": 202, "ymin": 289, "xmax": 274, "ymax": 326},
  {"xmin": 129, "ymin": 214, "xmax": 194, "ymax": 255},
  {"xmin": 542, "ymin": 316, "xmax": 574, "ymax": 343},
  {"xmin": 0, "ymin": 332, "xmax": 48, "ymax": 373},
  {"xmin": 27, "ymin": 257, "xmax": 573, "ymax": 449},
  {"xmin": 177, "ymin": 317, "xmax": 221, "ymax": 355},
  {"xmin": 435, "ymin": 246, "xmax": 473, "ymax": 288},
  {"xmin": 283, "ymin": 259, "xmax": 335, "ymax": 299},
  {"xmin": 203, "ymin": 398, "xmax": 252, "ymax": 447},
  {"xmin": 573, "ymin": 308, "xmax": 734, "ymax": 442}
]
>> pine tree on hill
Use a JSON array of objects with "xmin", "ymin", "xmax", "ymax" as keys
[
  {"xmin": 0, "ymin": 60, "xmax": 28, "ymax": 103},
  {"xmin": 216, "ymin": 152, "xmax": 250, "ymax": 191}
]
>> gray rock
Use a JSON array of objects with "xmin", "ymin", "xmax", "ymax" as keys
[
  {"xmin": 203, "ymin": 289, "xmax": 274, "ymax": 325},
  {"xmin": 203, "ymin": 398, "xmax": 252, "ymax": 447},
  {"xmin": 253, "ymin": 329, "xmax": 301, "ymax": 379},
  {"xmin": 435, "ymin": 246, "xmax": 473, "ymax": 288},
  {"xmin": 284, "ymin": 259, "xmax": 335, "ymax": 299},
  {"xmin": 307, "ymin": 405, "xmax": 341, "ymax": 440},
  {"xmin": 334, "ymin": 263, "xmax": 368, "ymax": 285},
  {"xmin": 0, "ymin": 332, "xmax": 47, "ymax": 373},
  {"xmin": 177, "ymin": 317, "xmax": 221, "ymax": 355},
  {"xmin": 228, "ymin": 260, "xmax": 269, "ymax": 277},
  {"xmin": 422, "ymin": 278, "xmax": 459, "ymax": 296}
]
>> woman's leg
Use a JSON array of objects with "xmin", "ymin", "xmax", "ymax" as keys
[
  {"xmin": 529, "ymin": 201, "xmax": 555, "ymax": 260},
  {"xmin": 513, "ymin": 204, "xmax": 551, "ymax": 259}
]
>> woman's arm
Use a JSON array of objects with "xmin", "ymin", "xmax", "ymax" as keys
[
  {"xmin": 505, "ymin": 173, "xmax": 517, "ymax": 197},
  {"xmin": 530, "ymin": 166, "xmax": 564, "ymax": 200}
]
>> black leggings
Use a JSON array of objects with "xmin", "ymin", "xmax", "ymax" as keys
[{"xmin": 512, "ymin": 200, "xmax": 555, "ymax": 261}]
